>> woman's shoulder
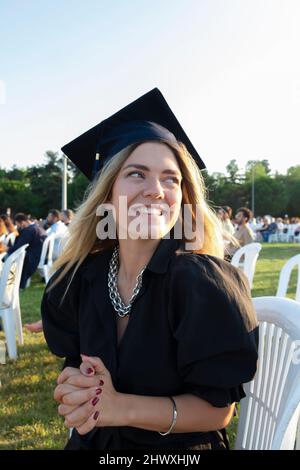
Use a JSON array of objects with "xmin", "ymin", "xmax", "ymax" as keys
[
  {"xmin": 169, "ymin": 252, "xmax": 253, "ymax": 315},
  {"xmin": 52, "ymin": 248, "xmax": 113, "ymax": 281},
  {"xmin": 169, "ymin": 250, "xmax": 247, "ymax": 288},
  {"xmin": 167, "ymin": 250, "xmax": 257, "ymax": 329},
  {"xmin": 45, "ymin": 248, "xmax": 113, "ymax": 301}
]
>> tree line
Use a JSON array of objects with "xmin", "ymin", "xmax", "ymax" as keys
[{"xmin": 0, "ymin": 152, "xmax": 299, "ymax": 219}]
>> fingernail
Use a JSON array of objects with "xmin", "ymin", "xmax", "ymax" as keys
[
  {"xmin": 86, "ymin": 368, "xmax": 94, "ymax": 375},
  {"xmin": 99, "ymin": 379, "xmax": 104, "ymax": 386},
  {"xmin": 92, "ymin": 397, "xmax": 99, "ymax": 406},
  {"xmin": 93, "ymin": 411, "xmax": 99, "ymax": 420},
  {"xmin": 96, "ymin": 388, "xmax": 102, "ymax": 395}
]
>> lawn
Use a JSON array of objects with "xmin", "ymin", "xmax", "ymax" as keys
[{"xmin": 0, "ymin": 243, "xmax": 299, "ymax": 450}]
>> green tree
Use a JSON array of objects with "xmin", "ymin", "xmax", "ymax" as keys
[
  {"xmin": 244, "ymin": 177, "xmax": 289, "ymax": 216},
  {"xmin": 27, "ymin": 151, "xmax": 63, "ymax": 217},
  {"xmin": 68, "ymin": 173, "xmax": 89, "ymax": 209},
  {"xmin": 285, "ymin": 166, "xmax": 300, "ymax": 216},
  {"xmin": 226, "ymin": 159, "xmax": 240, "ymax": 183},
  {"xmin": 245, "ymin": 160, "xmax": 271, "ymax": 180},
  {"xmin": 0, "ymin": 179, "xmax": 34, "ymax": 215}
]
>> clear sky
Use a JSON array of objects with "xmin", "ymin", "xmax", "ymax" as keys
[{"xmin": 1, "ymin": 0, "xmax": 299, "ymax": 175}]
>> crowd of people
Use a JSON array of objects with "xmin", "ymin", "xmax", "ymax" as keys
[
  {"xmin": 217, "ymin": 207, "xmax": 300, "ymax": 260},
  {"xmin": 2, "ymin": 206, "xmax": 299, "ymax": 292},
  {"xmin": 1, "ymin": 205, "xmax": 299, "ymax": 335},
  {"xmin": 0, "ymin": 209, "xmax": 73, "ymax": 330},
  {"xmin": 0, "ymin": 88, "xmax": 296, "ymax": 451}
]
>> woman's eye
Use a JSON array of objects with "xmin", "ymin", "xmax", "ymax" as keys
[
  {"xmin": 126, "ymin": 172, "xmax": 180, "ymax": 184},
  {"xmin": 164, "ymin": 177, "xmax": 180, "ymax": 184},
  {"xmin": 127, "ymin": 171, "xmax": 144, "ymax": 178}
]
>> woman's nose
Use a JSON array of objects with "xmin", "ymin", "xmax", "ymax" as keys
[{"xmin": 143, "ymin": 178, "xmax": 165, "ymax": 199}]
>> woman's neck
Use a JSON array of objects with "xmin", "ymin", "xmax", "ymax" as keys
[{"xmin": 118, "ymin": 238, "xmax": 160, "ymax": 284}]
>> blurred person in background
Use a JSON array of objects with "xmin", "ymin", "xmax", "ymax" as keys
[
  {"xmin": 60, "ymin": 209, "xmax": 74, "ymax": 226},
  {"xmin": 221, "ymin": 206, "xmax": 235, "ymax": 236},
  {"xmin": 225, "ymin": 207, "xmax": 255, "ymax": 259},
  {"xmin": 255, "ymin": 215, "xmax": 271, "ymax": 242},
  {"xmin": 46, "ymin": 209, "xmax": 68, "ymax": 260},
  {"xmin": 0, "ymin": 214, "xmax": 18, "ymax": 251},
  {"xmin": 3, "ymin": 213, "xmax": 47, "ymax": 288}
]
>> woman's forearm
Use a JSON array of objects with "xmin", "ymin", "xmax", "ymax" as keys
[{"xmin": 114, "ymin": 393, "xmax": 235, "ymax": 434}]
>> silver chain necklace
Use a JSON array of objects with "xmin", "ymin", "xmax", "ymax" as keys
[{"xmin": 108, "ymin": 245, "xmax": 146, "ymax": 318}]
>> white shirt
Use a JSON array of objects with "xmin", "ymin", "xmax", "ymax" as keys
[
  {"xmin": 46, "ymin": 220, "xmax": 68, "ymax": 237},
  {"xmin": 46, "ymin": 221, "xmax": 68, "ymax": 260}
]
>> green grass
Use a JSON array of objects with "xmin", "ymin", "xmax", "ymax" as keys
[
  {"xmin": 0, "ymin": 243, "xmax": 299, "ymax": 449},
  {"xmin": 0, "ymin": 276, "xmax": 66, "ymax": 450}
]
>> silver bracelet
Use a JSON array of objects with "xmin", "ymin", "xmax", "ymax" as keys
[{"xmin": 158, "ymin": 396, "xmax": 177, "ymax": 436}]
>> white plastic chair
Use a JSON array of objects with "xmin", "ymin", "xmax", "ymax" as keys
[
  {"xmin": 0, "ymin": 244, "xmax": 29, "ymax": 359},
  {"xmin": 280, "ymin": 225, "xmax": 295, "ymax": 243},
  {"xmin": 37, "ymin": 235, "xmax": 55, "ymax": 283},
  {"xmin": 235, "ymin": 296, "xmax": 300, "ymax": 450},
  {"xmin": 231, "ymin": 243, "xmax": 262, "ymax": 289},
  {"xmin": 268, "ymin": 232, "xmax": 279, "ymax": 243},
  {"xmin": 53, "ymin": 232, "xmax": 69, "ymax": 261},
  {"xmin": 276, "ymin": 254, "xmax": 300, "ymax": 303},
  {"xmin": 294, "ymin": 231, "xmax": 300, "ymax": 244}
]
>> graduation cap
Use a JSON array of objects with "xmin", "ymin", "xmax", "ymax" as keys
[{"xmin": 61, "ymin": 87, "xmax": 205, "ymax": 180}]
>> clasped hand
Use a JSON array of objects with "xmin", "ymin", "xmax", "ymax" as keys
[{"xmin": 54, "ymin": 355, "xmax": 122, "ymax": 435}]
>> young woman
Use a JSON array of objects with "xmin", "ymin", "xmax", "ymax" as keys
[{"xmin": 41, "ymin": 90, "xmax": 258, "ymax": 450}]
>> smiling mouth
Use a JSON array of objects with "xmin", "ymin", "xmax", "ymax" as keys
[
  {"xmin": 131, "ymin": 206, "xmax": 166, "ymax": 217},
  {"xmin": 136, "ymin": 207, "xmax": 163, "ymax": 216}
]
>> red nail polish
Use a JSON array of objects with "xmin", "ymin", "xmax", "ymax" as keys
[
  {"xmin": 96, "ymin": 388, "xmax": 102, "ymax": 395},
  {"xmin": 92, "ymin": 397, "xmax": 99, "ymax": 406},
  {"xmin": 86, "ymin": 368, "xmax": 94, "ymax": 375},
  {"xmin": 99, "ymin": 379, "xmax": 104, "ymax": 386},
  {"xmin": 93, "ymin": 411, "xmax": 99, "ymax": 420}
]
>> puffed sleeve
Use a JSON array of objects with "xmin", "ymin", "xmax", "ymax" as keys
[
  {"xmin": 41, "ymin": 265, "xmax": 82, "ymax": 369},
  {"xmin": 168, "ymin": 253, "xmax": 259, "ymax": 408}
]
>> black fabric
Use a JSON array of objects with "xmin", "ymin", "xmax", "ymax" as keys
[
  {"xmin": 41, "ymin": 238, "xmax": 259, "ymax": 450},
  {"xmin": 61, "ymin": 88, "xmax": 205, "ymax": 181},
  {"xmin": 7, "ymin": 223, "xmax": 47, "ymax": 288}
]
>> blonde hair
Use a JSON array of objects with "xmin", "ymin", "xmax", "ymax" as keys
[{"xmin": 48, "ymin": 139, "xmax": 224, "ymax": 292}]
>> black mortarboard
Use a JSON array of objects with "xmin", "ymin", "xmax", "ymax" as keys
[{"xmin": 61, "ymin": 87, "xmax": 205, "ymax": 180}]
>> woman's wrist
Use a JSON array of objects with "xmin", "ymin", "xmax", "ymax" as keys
[
  {"xmin": 109, "ymin": 393, "xmax": 175, "ymax": 432},
  {"xmin": 117, "ymin": 393, "xmax": 135, "ymax": 427},
  {"xmin": 94, "ymin": 392, "xmax": 132, "ymax": 428}
]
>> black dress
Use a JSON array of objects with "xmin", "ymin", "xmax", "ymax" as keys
[{"xmin": 41, "ymin": 238, "xmax": 259, "ymax": 450}]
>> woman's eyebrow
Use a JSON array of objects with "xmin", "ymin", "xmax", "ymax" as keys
[
  {"xmin": 123, "ymin": 164, "xmax": 149, "ymax": 171},
  {"xmin": 123, "ymin": 163, "xmax": 181, "ymax": 176}
]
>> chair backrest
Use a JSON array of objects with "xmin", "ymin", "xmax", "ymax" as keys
[
  {"xmin": 276, "ymin": 254, "xmax": 300, "ymax": 302},
  {"xmin": 38, "ymin": 235, "xmax": 55, "ymax": 269},
  {"xmin": 287, "ymin": 226, "xmax": 295, "ymax": 241},
  {"xmin": 235, "ymin": 296, "xmax": 300, "ymax": 450},
  {"xmin": 231, "ymin": 243, "xmax": 262, "ymax": 289},
  {"xmin": 0, "ymin": 244, "xmax": 29, "ymax": 307}
]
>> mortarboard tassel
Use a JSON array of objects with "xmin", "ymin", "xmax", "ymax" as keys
[{"xmin": 92, "ymin": 153, "xmax": 101, "ymax": 179}]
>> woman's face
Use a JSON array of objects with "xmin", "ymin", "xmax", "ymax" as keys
[{"xmin": 110, "ymin": 141, "xmax": 183, "ymax": 240}]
